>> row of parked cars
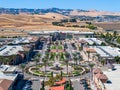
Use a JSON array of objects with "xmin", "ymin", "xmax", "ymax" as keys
[
  {"xmin": 22, "ymin": 80, "xmax": 32, "ymax": 90},
  {"xmin": 80, "ymin": 79, "xmax": 91, "ymax": 90}
]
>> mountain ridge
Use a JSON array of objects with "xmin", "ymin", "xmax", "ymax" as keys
[{"xmin": 0, "ymin": 7, "xmax": 120, "ymax": 17}]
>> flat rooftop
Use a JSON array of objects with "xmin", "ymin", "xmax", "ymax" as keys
[
  {"xmin": 29, "ymin": 31, "xmax": 94, "ymax": 35},
  {"xmin": 12, "ymin": 37, "xmax": 38, "ymax": 44},
  {"xmin": 0, "ymin": 65, "xmax": 17, "ymax": 81},
  {"xmin": 79, "ymin": 38, "xmax": 102, "ymax": 45},
  {"xmin": 91, "ymin": 46, "xmax": 120, "ymax": 58},
  {"xmin": 103, "ymin": 64, "xmax": 120, "ymax": 90},
  {"xmin": 0, "ymin": 65, "xmax": 16, "ymax": 72},
  {"xmin": 0, "ymin": 45, "xmax": 24, "ymax": 56}
]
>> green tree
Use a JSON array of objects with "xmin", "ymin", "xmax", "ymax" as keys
[
  {"xmin": 42, "ymin": 58, "xmax": 48, "ymax": 73},
  {"xmin": 64, "ymin": 59, "xmax": 69, "ymax": 74},
  {"xmin": 51, "ymin": 72, "xmax": 53, "ymax": 77},
  {"xmin": 87, "ymin": 51, "xmax": 90, "ymax": 62},
  {"xmin": 101, "ymin": 42, "xmax": 106, "ymax": 46},
  {"xmin": 41, "ymin": 80, "xmax": 45, "ymax": 90},
  {"xmin": 101, "ymin": 59, "xmax": 105, "ymax": 66},
  {"xmin": 20, "ymin": 64, "xmax": 26, "ymax": 75},
  {"xmin": 74, "ymin": 56, "xmax": 78, "ymax": 65},
  {"xmin": 60, "ymin": 71, "xmax": 63, "ymax": 79},
  {"xmin": 113, "ymin": 31, "xmax": 117, "ymax": 37},
  {"xmin": 88, "ymin": 63, "xmax": 95, "ymax": 80},
  {"xmin": 114, "ymin": 56, "xmax": 120, "ymax": 64},
  {"xmin": 34, "ymin": 57, "xmax": 39, "ymax": 71},
  {"xmin": 96, "ymin": 54, "xmax": 100, "ymax": 62}
]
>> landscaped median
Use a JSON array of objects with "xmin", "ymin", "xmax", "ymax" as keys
[
  {"xmin": 27, "ymin": 64, "xmax": 86, "ymax": 77},
  {"xmin": 28, "ymin": 65, "xmax": 52, "ymax": 77}
]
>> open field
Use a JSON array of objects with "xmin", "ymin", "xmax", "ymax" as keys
[
  {"xmin": 0, "ymin": 13, "xmax": 93, "ymax": 36},
  {"xmin": 94, "ymin": 22, "xmax": 120, "ymax": 30}
]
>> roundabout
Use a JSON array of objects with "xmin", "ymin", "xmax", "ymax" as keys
[{"xmin": 25, "ymin": 40, "xmax": 88, "ymax": 77}]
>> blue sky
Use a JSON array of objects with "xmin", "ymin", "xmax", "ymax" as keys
[{"xmin": 0, "ymin": 0, "xmax": 119, "ymax": 12}]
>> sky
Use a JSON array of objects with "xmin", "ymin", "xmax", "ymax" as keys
[{"xmin": 0, "ymin": 0, "xmax": 119, "ymax": 12}]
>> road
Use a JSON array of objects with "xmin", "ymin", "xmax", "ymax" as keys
[{"xmin": 66, "ymin": 42, "xmax": 74, "ymax": 59}]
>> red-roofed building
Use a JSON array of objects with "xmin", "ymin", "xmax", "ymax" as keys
[
  {"xmin": 50, "ymin": 85, "xmax": 64, "ymax": 90},
  {"xmin": 55, "ymin": 78, "xmax": 66, "ymax": 85}
]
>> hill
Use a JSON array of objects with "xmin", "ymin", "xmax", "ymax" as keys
[
  {"xmin": 0, "ymin": 13, "xmax": 91, "ymax": 37},
  {"xmin": 0, "ymin": 7, "xmax": 120, "ymax": 17}
]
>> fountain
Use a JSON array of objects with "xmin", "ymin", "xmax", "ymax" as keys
[{"xmin": 50, "ymin": 63, "xmax": 63, "ymax": 71}]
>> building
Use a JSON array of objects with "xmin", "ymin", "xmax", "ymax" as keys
[
  {"xmin": 0, "ymin": 65, "xmax": 18, "ymax": 90},
  {"xmin": 84, "ymin": 46, "xmax": 120, "ymax": 59},
  {"xmin": 79, "ymin": 38, "xmax": 102, "ymax": 45},
  {"xmin": 0, "ymin": 37, "xmax": 41, "ymax": 65},
  {"xmin": 28, "ymin": 30, "xmax": 94, "ymax": 38}
]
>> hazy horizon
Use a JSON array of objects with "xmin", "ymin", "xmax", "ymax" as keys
[{"xmin": 0, "ymin": 0, "xmax": 119, "ymax": 12}]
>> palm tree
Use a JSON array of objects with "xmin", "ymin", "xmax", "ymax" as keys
[
  {"xmin": 11, "ymin": 54, "xmax": 17, "ymax": 61},
  {"xmin": 0, "ymin": 56, "xmax": 2, "ymax": 64},
  {"xmin": 36, "ymin": 53, "xmax": 41, "ymax": 58},
  {"xmin": 60, "ymin": 71, "xmax": 63, "ymax": 79},
  {"xmin": 72, "ymin": 53, "xmax": 77, "ymax": 65},
  {"xmin": 114, "ymin": 56, "xmax": 120, "ymax": 64},
  {"xmin": 64, "ymin": 59, "xmax": 69, "ymax": 74},
  {"xmin": 4, "ymin": 58, "xmax": 10, "ymax": 65},
  {"xmin": 113, "ymin": 31, "xmax": 117, "ymax": 37},
  {"xmin": 42, "ymin": 58, "xmax": 48, "ymax": 73},
  {"xmin": 65, "ymin": 52, "xmax": 70, "ymax": 58},
  {"xmin": 34, "ymin": 56, "xmax": 39, "ymax": 71},
  {"xmin": 88, "ymin": 63, "xmax": 95, "ymax": 81},
  {"xmin": 41, "ymin": 80, "xmax": 45, "ymax": 90},
  {"xmin": 74, "ymin": 56, "xmax": 78, "ymax": 65},
  {"xmin": 87, "ymin": 51, "xmax": 90, "ymax": 62},
  {"xmin": 20, "ymin": 64, "xmax": 26, "ymax": 75},
  {"xmin": 96, "ymin": 54, "xmax": 100, "ymax": 61},
  {"xmin": 101, "ymin": 59, "xmax": 105, "ymax": 66},
  {"xmin": 79, "ymin": 56, "xmax": 83, "ymax": 64},
  {"xmin": 36, "ymin": 53, "xmax": 41, "ymax": 62}
]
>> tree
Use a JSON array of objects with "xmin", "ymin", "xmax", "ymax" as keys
[
  {"xmin": 0, "ymin": 56, "xmax": 3, "ymax": 64},
  {"xmin": 96, "ymin": 54, "xmax": 100, "ymax": 61},
  {"xmin": 79, "ymin": 56, "xmax": 83, "ymax": 64},
  {"xmin": 101, "ymin": 42, "xmax": 106, "ymax": 46},
  {"xmin": 40, "ymin": 80, "xmax": 45, "ymax": 90},
  {"xmin": 51, "ymin": 72, "xmax": 53, "ymax": 77},
  {"xmin": 88, "ymin": 63, "xmax": 95, "ymax": 80},
  {"xmin": 36, "ymin": 53, "xmax": 41, "ymax": 58},
  {"xmin": 113, "ymin": 31, "xmax": 117, "ymax": 37},
  {"xmin": 67, "ymin": 80, "xmax": 72, "ymax": 90},
  {"xmin": 64, "ymin": 59, "xmax": 69, "ymax": 74},
  {"xmin": 34, "ymin": 57, "xmax": 39, "ymax": 71},
  {"xmin": 74, "ymin": 56, "xmax": 78, "ymax": 65},
  {"xmin": 20, "ymin": 64, "xmax": 26, "ymax": 75},
  {"xmin": 60, "ymin": 71, "xmax": 63, "ymax": 79},
  {"xmin": 114, "ymin": 56, "xmax": 120, "ymax": 64},
  {"xmin": 4, "ymin": 58, "xmax": 10, "ymax": 65},
  {"xmin": 101, "ymin": 59, "xmax": 105, "ymax": 66},
  {"xmin": 36, "ymin": 53, "xmax": 41, "ymax": 62},
  {"xmin": 87, "ymin": 51, "xmax": 90, "ymax": 62},
  {"xmin": 42, "ymin": 58, "xmax": 48, "ymax": 73}
]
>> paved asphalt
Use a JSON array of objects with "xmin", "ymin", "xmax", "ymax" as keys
[{"xmin": 16, "ymin": 40, "xmax": 91, "ymax": 90}]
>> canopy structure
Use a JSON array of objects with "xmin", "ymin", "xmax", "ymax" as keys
[
  {"xmin": 93, "ymin": 68, "xmax": 103, "ymax": 74},
  {"xmin": 50, "ymin": 85, "xmax": 64, "ymax": 90},
  {"xmin": 55, "ymin": 78, "xmax": 66, "ymax": 85},
  {"xmin": 96, "ymin": 73, "xmax": 108, "ymax": 83}
]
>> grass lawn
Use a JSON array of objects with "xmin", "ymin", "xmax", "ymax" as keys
[
  {"xmin": 51, "ymin": 45, "xmax": 56, "ymax": 49},
  {"xmin": 58, "ymin": 45, "xmax": 63, "ymax": 49},
  {"xmin": 33, "ymin": 70, "xmax": 43, "ymax": 75}
]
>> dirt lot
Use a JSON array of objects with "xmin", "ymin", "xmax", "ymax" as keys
[
  {"xmin": 94, "ymin": 22, "xmax": 120, "ymax": 30},
  {"xmin": 0, "ymin": 14, "xmax": 92, "ymax": 37}
]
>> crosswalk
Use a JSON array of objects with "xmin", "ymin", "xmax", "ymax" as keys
[
  {"xmin": 69, "ymin": 78, "xmax": 80, "ymax": 82},
  {"xmin": 35, "ymin": 78, "xmax": 80, "ymax": 82}
]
